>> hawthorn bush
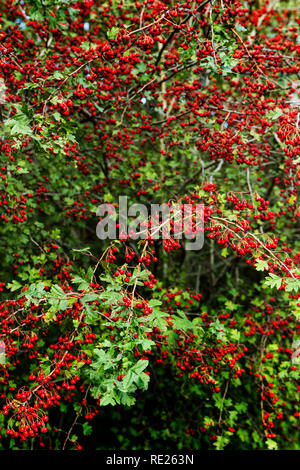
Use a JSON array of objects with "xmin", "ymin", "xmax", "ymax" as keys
[{"xmin": 0, "ymin": 0, "xmax": 299, "ymax": 451}]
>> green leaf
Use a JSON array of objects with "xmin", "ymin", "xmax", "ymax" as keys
[
  {"xmin": 266, "ymin": 439, "xmax": 278, "ymax": 450},
  {"xmin": 148, "ymin": 299, "xmax": 162, "ymax": 307},
  {"xmin": 51, "ymin": 284, "xmax": 65, "ymax": 298},
  {"xmin": 221, "ymin": 247, "xmax": 229, "ymax": 258},
  {"xmin": 285, "ymin": 277, "xmax": 300, "ymax": 293},
  {"xmin": 53, "ymin": 71, "xmax": 64, "ymax": 80},
  {"xmin": 230, "ymin": 329, "xmax": 240, "ymax": 342},
  {"xmin": 82, "ymin": 292, "xmax": 98, "ymax": 303},
  {"xmin": 225, "ymin": 300, "xmax": 239, "ymax": 311},
  {"xmin": 263, "ymin": 273, "xmax": 282, "ymax": 290},
  {"xmin": 100, "ymin": 393, "xmax": 115, "ymax": 406},
  {"xmin": 132, "ymin": 359, "xmax": 149, "ymax": 375},
  {"xmin": 7, "ymin": 280, "xmax": 22, "ymax": 292},
  {"xmin": 266, "ymin": 107, "xmax": 283, "ymax": 121},
  {"xmin": 235, "ymin": 23, "xmax": 246, "ymax": 32},
  {"xmin": 82, "ymin": 423, "xmax": 92, "ymax": 436}
]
